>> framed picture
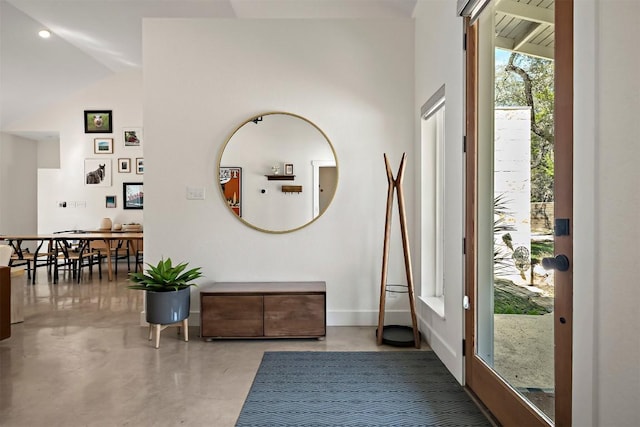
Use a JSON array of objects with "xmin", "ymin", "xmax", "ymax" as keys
[
  {"xmin": 94, "ymin": 138, "xmax": 113, "ymax": 154},
  {"xmin": 219, "ymin": 167, "xmax": 242, "ymax": 217},
  {"xmin": 118, "ymin": 158, "xmax": 131, "ymax": 173},
  {"xmin": 105, "ymin": 195, "xmax": 117, "ymax": 208},
  {"xmin": 123, "ymin": 127, "xmax": 143, "ymax": 148},
  {"xmin": 136, "ymin": 158, "xmax": 144, "ymax": 174},
  {"xmin": 284, "ymin": 163, "xmax": 294, "ymax": 175},
  {"xmin": 123, "ymin": 182, "xmax": 143, "ymax": 210},
  {"xmin": 84, "ymin": 110, "xmax": 113, "ymax": 133},
  {"xmin": 84, "ymin": 159, "xmax": 111, "ymax": 187}
]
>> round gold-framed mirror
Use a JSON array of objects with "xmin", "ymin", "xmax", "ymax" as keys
[{"xmin": 218, "ymin": 112, "xmax": 338, "ymax": 233}]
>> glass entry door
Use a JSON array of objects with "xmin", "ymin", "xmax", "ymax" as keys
[{"xmin": 464, "ymin": 0, "xmax": 573, "ymax": 425}]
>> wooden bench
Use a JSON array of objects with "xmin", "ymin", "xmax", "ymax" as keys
[{"xmin": 200, "ymin": 281, "xmax": 326, "ymax": 340}]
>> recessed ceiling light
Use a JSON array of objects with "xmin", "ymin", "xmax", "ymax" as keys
[{"xmin": 38, "ymin": 29, "xmax": 51, "ymax": 39}]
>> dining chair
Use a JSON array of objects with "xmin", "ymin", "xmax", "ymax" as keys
[
  {"xmin": 6, "ymin": 240, "xmax": 54, "ymax": 283},
  {"xmin": 26, "ymin": 240, "xmax": 57, "ymax": 284},
  {"xmin": 90, "ymin": 240, "xmax": 129, "ymax": 278},
  {"xmin": 111, "ymin": 240, "xmax": 130, "ymax": 276},
  {"xmin": 55, "ymin": 239, "xmax": 102, "ymax": 283},
  {"xmin": 8, "ymin": 246, "xmax": 31, "ymax": 278},
  {"xmin": 134, "ymin": 239, "xmax": 144, "ymax": 272}
]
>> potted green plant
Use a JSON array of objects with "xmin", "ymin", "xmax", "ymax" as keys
[{"xmin": 128, "ymin": 258, "xmax": 203, "ymax": 325}]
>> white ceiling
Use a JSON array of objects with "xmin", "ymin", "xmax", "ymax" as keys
[
  {"xmin": 0, "ymin": 0, "xmax": 417, "ymax": 132},
  {"xmin": 1, "ymin": 0, "xmax": 552, "ymax": 137}
]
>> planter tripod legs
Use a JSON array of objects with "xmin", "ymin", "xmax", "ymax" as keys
[{"xmin": 148, "ymin": 319, "xmax": 189, "ymax": 349}]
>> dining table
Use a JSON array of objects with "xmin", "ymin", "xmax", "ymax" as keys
[{"xmin": 1, "ymin": 231, "xmax": 143, "ymax": 283}]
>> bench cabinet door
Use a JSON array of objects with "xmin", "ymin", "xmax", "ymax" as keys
[
  {"xmin": 201, "ymin": 294, "xmax": 263, "ymax": 337},
  {"xmin": 264, "ymin": 294, "xmax": 325, "ymax": 337}
]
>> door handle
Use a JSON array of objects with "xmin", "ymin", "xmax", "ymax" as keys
[{"xmin": 541, "ymin": 254, "xmax": 570, "ymax": 272}]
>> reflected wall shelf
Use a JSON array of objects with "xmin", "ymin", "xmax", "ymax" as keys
[
  {"xmin": 265, "ymin": 175, "xmax": 295, "ymax": 181},
  {"xmin": 282, "ymin": 185, "xmax": 302, "ymax": 193}
]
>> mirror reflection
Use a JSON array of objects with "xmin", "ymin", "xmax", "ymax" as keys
[{"xmin": 218, "ymin": 112, "xmax": 338, "ymax": 233}]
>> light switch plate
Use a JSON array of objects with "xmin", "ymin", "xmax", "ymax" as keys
[{"xmin": 186, "ymin": 186, "xmax": 205, "ymax": 200}]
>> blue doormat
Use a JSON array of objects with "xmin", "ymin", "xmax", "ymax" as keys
[{"xmin": 236, "ymin": 351, "xmax": 491, "ymax": 426}]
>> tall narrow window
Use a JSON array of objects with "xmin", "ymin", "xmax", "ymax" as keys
[{"xmin": 420, "ymin": 85, "xmax": 446, "ymax": 315}]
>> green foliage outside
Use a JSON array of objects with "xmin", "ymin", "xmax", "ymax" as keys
[
  {"xmin": 494, "ymin": 279, "xmax": 552, "ymax": 315},
  {"xmin": 494, "ymin": 194, "xmax": 517, "ymax": 274},
  {"xmin": 493, "ymin": 295, "xmax": 549, "ymax": 315},
  {"xmin": 531, "ymin": 240, "xmax": 554, "ymax": 260}
]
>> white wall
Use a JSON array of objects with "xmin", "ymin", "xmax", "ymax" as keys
[
  {"xmin": 37, "ymin": 137, "xmax": 60, "ymax": 169},
  {"xmin": 4, "ymin": 71, "xmax": 144, "ymax": 232},
  {"xmin": 143, "ymin": 19, "xmax": 415, "ymax": 326},
  {"xmin": 574, "ymin": 0, "xmax": 640, "ymax": 425},
  {"xmin": 0, "ymin": 133, "xmax": 37, "ymax": 236},
  {"xmin": 414, "ymin": 0, "xmax": 465, "ymax": 382}
]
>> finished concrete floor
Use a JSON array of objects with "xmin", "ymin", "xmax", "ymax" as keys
[{"xmin": 1, "ymin": 267, "xmax": 433, "ymax": 427}]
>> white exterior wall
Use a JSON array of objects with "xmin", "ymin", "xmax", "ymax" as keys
[
  {"xmin": 142, "ymin": 19, "xmax": 415, "ymax": 327},
  {"xmin": 494, "ymin": 107, "xmax": 531, "ymax": 279}
]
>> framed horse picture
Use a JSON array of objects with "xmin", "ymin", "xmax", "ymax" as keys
[{"xmin": 84, "ymin": 158, "xmax": 112, "ymax": 187}]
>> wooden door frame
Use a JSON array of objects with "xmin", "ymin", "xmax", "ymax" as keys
[
  {"xmin": 552, "ymin": 1, "xmax": 574, "ymax": 424},
  {"xmin": 463, "ymin": 1, "xmax": 573, "ymax": 425}
]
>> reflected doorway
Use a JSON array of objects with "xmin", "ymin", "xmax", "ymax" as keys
[{"xmin": 313, "ymin": 160, "xmax": 337, "ymax": 217}]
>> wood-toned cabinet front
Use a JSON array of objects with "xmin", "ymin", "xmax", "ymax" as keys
[
  {"xmin": 200, "ymin": 282, "xmax": 326, "ymax": 340},
  {"xmin": 264, "ymin": 294, "xmax": 325, "ymax": 337},
  {"xmin": 200, "ymin": 295, "xmax": 263, "ymax": 337}
]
